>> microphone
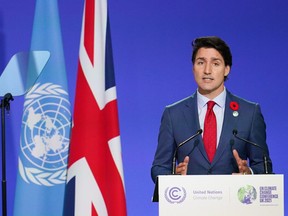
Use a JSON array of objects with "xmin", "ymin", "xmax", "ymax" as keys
[
  {"xmin": 232, "ymin": 129, "xmax": 269, "ymax": 174},
  {"xmin": 172, "ymin": 129, "xmax": 202, "ymax": 175}
]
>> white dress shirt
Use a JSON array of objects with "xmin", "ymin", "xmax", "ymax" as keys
[{"xmin": 197, "ymin": 88, "xmax": 226, "ymax": 147}]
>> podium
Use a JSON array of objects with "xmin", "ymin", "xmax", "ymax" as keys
[{"xmin": 157, "ymin": 175, "xmax": 284, "ymax": 216}]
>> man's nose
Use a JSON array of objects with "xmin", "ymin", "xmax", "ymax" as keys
[{"xmin": 204, "ymin": 64, "xmax": 212, "ymax": 74}]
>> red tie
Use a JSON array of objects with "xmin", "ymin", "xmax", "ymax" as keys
[{"xmin": 203, "ymin": 101, "xmax": 217, "ymax": 162}]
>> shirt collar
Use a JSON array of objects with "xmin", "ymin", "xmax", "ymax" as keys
[{"xmin": 197, "ymin": 88, "xmax": 227, "ymax": 109}]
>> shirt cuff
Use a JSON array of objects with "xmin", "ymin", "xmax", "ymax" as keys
[{"xmin": 249, "ymin": 167, "xmax": 254, "ymax": 175}]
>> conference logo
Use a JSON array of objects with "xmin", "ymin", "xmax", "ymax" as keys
[
  {"xmin": 19, "ymin": 83, "xmax": 71, "ymax": 186},
  {"xmin": 237, "ymin": 185, "xmax": 257, "ymax": 204},
  {"xmin": 165, "ymin": 186, "xmax": 187, "ymax": 204}
]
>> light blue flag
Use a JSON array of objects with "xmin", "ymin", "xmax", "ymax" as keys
[{"xmin": 13, "ymin": 0, "xmax": 71, "ymax": 215}]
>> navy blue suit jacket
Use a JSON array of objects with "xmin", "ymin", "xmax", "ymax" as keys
[{"xmin": 151, "ymin": 90, "xmax": 273, "ymax": 183}]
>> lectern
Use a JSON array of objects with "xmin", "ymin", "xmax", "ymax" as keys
[{"xmin": 157, "ymin": 175, "xmax": 284, "ymax": 216}]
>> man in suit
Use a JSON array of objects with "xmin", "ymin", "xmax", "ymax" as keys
[{"xmin": 151, "ymin": 36, "xmax": 273, "ymax": 183}]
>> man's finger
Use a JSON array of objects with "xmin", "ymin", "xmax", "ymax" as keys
[
  {"xmin": 184, "ymin": 156, "xmax": 189, "ymax": 164},
  {"xmin": 233, "ymin": 149, "xmax": 241, "ymax": 163}
]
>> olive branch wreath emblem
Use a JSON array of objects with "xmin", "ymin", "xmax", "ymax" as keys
[{"xmin": 19, "ymin": 83, "xmax": 70, "ymax": 186}]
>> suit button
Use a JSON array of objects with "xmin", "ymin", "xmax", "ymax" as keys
[{"xmin": 207, "ymin": 169, "xmax": 212, "ymax": 174}]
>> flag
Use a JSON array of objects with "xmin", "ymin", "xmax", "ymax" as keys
[
  {"xmin": 64, "ymin": 0, "xmax": 127, "ymax": 215},
  {"xmin": 13, "ymin": 0, "xmax": 71, "ymax": 215}
]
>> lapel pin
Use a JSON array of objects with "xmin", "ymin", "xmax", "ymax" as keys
[{"xmin": 230, "ymin": 101, "xmax": 239, "ymax": 117}]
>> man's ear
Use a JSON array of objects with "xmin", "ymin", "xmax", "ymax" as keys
[{"xmin": 224, "ymin": 65, "xmax": 230, "ymax": 77}]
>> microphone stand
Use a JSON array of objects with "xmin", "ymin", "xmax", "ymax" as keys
[
  {"xmin": 233, "ymin": 130, "xmax": 269, "ymax": 174},
  {"xmin": 172, "ymin": 129, "xmax": 202, "ymax": 175},
  {"xmin": 1, "ymin": 93, "xmax": 14, "ymax": 216},
  {"xmin": 152, "ymin": 129, "xmax": 202, "ymax": 202}
]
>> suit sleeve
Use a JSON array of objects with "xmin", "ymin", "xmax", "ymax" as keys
[
  {"xmin": 248, "ymin": 104, "xmax": 273, "ymax": 174},
  {"xmin": 151, "ymin": 107, "xmax": 176, "ymax": 183}
]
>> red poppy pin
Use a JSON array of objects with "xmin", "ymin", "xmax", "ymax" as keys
[{"xmin": 230, "ymin": 101, "xmax": 239, "ymax": 117}]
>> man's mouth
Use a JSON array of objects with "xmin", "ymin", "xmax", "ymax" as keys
[{"xmin": 203, "ymin": 77, "xmax": 213, "ymax": 80}]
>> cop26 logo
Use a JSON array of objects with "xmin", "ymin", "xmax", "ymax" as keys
[
  {"xmin": 238, "ymin": 185, "xmax": 257, "ymax": 204},
  {"xmin": 19, "ymin": 83, "xmax": 71, "ymax": 186}
]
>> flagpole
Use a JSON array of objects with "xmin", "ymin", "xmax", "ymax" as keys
[{"xmin": 1, "ymin": 93, "xmax": 14, "ymax": 216}]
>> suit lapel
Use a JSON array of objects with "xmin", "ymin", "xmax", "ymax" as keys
[
  {"xmin": 183, "ymin": 93, "xmax": 210, "ymax": 163},
  {"xmin": 182, "ymin": 93, "xmax": 201, "ymax": 134},
  {"xmin": 212, "ymin": 91, "xmax": 239, "ymax": 166}
]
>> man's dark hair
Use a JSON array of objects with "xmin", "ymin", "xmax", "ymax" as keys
[{"xmin": 192, "ymin": 36, "xmax": 232, "ymax": 68}]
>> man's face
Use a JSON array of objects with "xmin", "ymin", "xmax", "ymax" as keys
[{"xmin": 193, "ymin": 47, "xmax": 230, "ymax": 99}]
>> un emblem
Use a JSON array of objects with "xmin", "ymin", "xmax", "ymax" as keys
[
  {"xmin": 165, "ymin": 187, "xmax": 187, "ymax": 204},
  {"xmin": 19, "ymin": 83, "xmax": 71, "ymax": 186}
]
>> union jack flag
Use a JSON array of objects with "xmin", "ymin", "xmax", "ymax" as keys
[{"xmin": 64, "ymin": 0, "xmax": 127, "ymax": 215}]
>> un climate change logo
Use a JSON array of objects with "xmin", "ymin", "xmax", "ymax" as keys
[
  {"xmin": 165, "ymin": 187, "xmax": 187, "ymax": 204},
  {"xmin": 19, "ymin": 83, "xmax": 71, "ymax": 186},
  {"xmin": 238, "ymin": 185, "xmax": 257, "ymax": 204}
]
